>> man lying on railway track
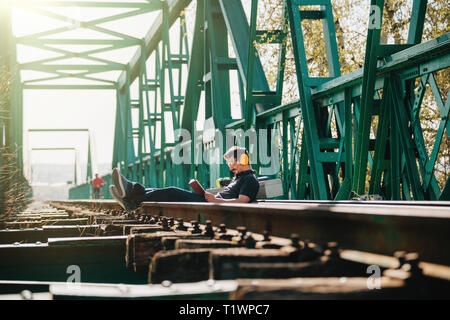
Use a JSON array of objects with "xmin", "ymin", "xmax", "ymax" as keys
[{"xmin": 109, "ymin": 146, "xmax": 260, "ymax": 211}]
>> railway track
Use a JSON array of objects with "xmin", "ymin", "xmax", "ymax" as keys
[{"xmin": 0, "ymin": 200, "xmax": 449, "ymax": 300}]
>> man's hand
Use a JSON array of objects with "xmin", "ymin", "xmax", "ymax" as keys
[
  {"xmin": 204, "ymin": 191, "xmax": 219, "ymax": 203},
  {"xmin": 204, "ymin": 192, "xmax": 251, "ymax": 203}
]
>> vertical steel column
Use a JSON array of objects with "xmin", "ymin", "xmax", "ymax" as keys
[
  {"xmin": 353, "ymin": 0, "xmax": 384, "ymax": 195},
  {"xmin": 286, "ymin": 0, "xmax": 341, "ymax": 199}
]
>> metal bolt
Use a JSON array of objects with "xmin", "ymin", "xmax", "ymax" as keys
[
  {"xmin": 176, "ymin": 218, "xmax": 187, "ymax": 231},
  {"xmin": 404, "ymin": 252, "xmax": 422, "ymax": 275},
  {"xmin": 237, "ymin": 226, "xmax": 247, "ymax": 237},
  {"xmin": 161, "ymin": 217, "xmax": 170, "ymax": 230},
  {"xmin": 203, "ymin": 220, "xmax": 214, "ymax": 237},
  {"xmin": 245, "ymin": 233, "xmax": 256, "ymax": 248},
  {"xmin": 190, "ymin": 220, "xmax": 201, "ymax": 234},
  {"xmin": 218, "ymin": 224, "xmax": 232, "ymax": 240}
]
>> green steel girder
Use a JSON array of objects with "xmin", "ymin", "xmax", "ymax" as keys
[
  {"xmin": 218, "ymin": 0, "xmax": 271, "ymax": 103},
  {"xmin": 11, "ymin": 1, "xmax": 165, "ymax": 90},
  {"xmin": 286, "ymin": 0, "xmax": 341, "ymax": 199},
  {"xmin": 3, "ymin": 0, "xmax": 447, "ymax": 201}
]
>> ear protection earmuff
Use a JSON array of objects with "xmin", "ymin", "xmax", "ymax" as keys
[{"xmin": 239, "ymin": 153, "xmax": 249, "ymax": 166}]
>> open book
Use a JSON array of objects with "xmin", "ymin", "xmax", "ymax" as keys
[{"xmin": 189, "ymin": 179, "xmax": 206, "ymax": 196}]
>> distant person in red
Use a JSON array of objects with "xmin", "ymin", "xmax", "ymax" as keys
[{"xmin": 92, "ymin": 173, "xmax": 106, "ymax": 199}]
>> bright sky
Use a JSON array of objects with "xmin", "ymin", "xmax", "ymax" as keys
[{"xmin": 11, "ymin": 0, "xmax": 195, "ymax": 180}]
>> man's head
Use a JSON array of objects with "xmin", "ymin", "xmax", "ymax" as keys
[
  {"xmin": 223, "ymin": 146, "xmax": 251, "ymax": 174},
  {"xmin": 95, "ymin": 173, "xmax": 99, "ymax": 178}
]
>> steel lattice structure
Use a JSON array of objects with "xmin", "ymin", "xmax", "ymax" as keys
[{"xmin": 0, "ymin": 0, "xmax": 449, "ymax": 201}]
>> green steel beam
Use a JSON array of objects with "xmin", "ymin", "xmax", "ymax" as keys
[
  {"xmin": 30, "ymin": 147, "xmax": 79, "ymax": 185},
  {"xmin": 23, "ymin": 85, "xmax": 116, "ymax": 90},
  {"xmin": 14, "ymin": 1, "xmax": 163, "ymax": 9}
]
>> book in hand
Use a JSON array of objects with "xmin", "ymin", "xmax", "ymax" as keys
[{"xmin": 189, "ymin": 179, "xmax": 206, "ymax": 196}]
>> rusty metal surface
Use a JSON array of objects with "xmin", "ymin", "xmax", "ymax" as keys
[{"xmin": 49, "ymin": 200, "xmax": 450, "ymax": 265}]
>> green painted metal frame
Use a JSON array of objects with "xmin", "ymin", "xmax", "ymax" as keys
[
  {"xmin": 27, "ymin": 129, "xmax": 94, "ymax": 184},
  {"xmin": 2, "ymin": 0, "xmax": 448, "ymax": 201}
]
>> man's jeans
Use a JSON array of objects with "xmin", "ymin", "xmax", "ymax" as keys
[
  {"xmin": 93, "ymin": 187, "xmax": 102, "ymax": 199},
  {"xmin": 124, "ymin": 181, "xmax": 207, "ymax": 206}
]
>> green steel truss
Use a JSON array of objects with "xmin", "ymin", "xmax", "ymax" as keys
[
  {"xmin": 1, "ymin": 0, "xmax": 449, "ymax": 201},
  {"xmin": 27, "ymin": 128, "xmax": 95, "ymax": 184}
]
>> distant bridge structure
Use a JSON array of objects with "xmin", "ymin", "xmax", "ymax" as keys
[{"xmin": 0, "ymin": 0, "xmax": 448, "ymax": 201}]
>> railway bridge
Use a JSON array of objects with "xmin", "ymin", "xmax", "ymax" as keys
[{"xmin": 0, "ymin": 0, "xmax": 449, "ymax": 301}]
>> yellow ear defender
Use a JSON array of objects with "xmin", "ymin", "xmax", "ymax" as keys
[{"xmin": 239, "ymin": 153, "xmax": 249, "ymax": 166}]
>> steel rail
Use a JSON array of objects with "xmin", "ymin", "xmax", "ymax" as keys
[{"xmin": 258, "ymin": 200, "xmax": 450, "ymax": 207}]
